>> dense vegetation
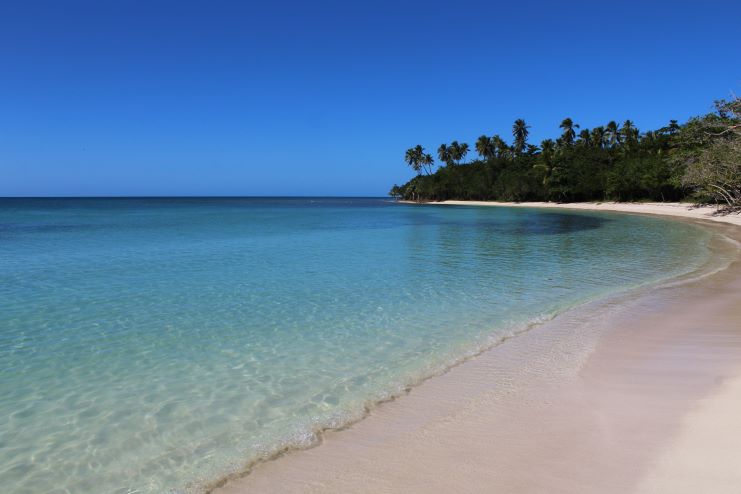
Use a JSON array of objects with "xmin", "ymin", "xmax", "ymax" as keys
[{"xmin": 391, "ymin": 97, "xmax": 741, "ymax": 209}]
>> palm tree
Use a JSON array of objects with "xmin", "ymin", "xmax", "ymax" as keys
[
  {"xmin": 591, "ymin": 126, "xmax": 606, "ymax": 148},
  {"xmin": 405, "ymin": 145, "xmax": 434, "ymax": 175},
  {"xmin": 475, "ymin": 135, "xmax": 494, "ymax": 159},
  {"xmin": 438, "ymin": 144, "xmax": 452, "ymax": 166},
  {"xmin": 659, "ymin": 119, "xmax": 680, "ymax": 136},
  {"xmin": 559, "ymin": 118, "xmax": 579, "ymax": 146},
  {"xmin": 458, "ymin": 142, "xmax": 469, "ymax": 163},
  {"xmin": 621, "ymin": 120, "xmax": 639, "ymax": 143},
  {"xmin": 405, "ymin": 147, "xmax": 422, "ymax": 174},
  {"xmin": 533, "ymin": 139, "xmax": 558, "ymax": 192},
  {"xmin": 540, "ymin": 138, "xmax": 555, "ymax": 160},
  {"xmin": 448, "ymin": 141, "xmax": 469, "ymax": 165},
  {"xmin": 491, "ymin": 135, "xmax": 508, "ymax": 158},
  {"xmin": 577, "ymin": 129, "xmax": 591, "ymax": 146},
  {"xmin": 420, "ymin": 152, "xmax": 434, "ymax": 174},
  {"xmin": 606, "ymin": 121, "xmax": 621, "ymax": 147},
  {"xmin": 449, "ymin": 141, "xmax": 460, "ymax": 164},
  {"xmin": 422, "ymin": 153, "xmax": 435, "ymax": 175},
  {"xmin": 512, "ymin": 119, "xmax": 530, "ymax": 155}
]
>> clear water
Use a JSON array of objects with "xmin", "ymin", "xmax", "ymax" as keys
[{"xmin": 0, "ymin": 198, "xmax": 712, "ymax": 493}]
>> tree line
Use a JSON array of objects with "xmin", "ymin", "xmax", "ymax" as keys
[{"xmin": 391, "ymin": 97, "xmax": 741, "ymax": 209}]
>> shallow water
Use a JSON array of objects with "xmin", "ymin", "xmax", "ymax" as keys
[{"xmin": 0, "ymin": 198, "xmax": 712, "ymax": 493}]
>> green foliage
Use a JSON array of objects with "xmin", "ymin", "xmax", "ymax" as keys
[
  {"xmin": 512, "ymin": 119, "xmax": 529, "ymax": 155},
  {"xmin": 673, "ymin": 98, "xmax": 741, "ymax": 208},
  {"xmin": 394, "ymin": 105, "xmax": 738, "ymax": 206},
  {"xmin": 404, "ymin": 145, "xmax": 434, "ymax": 176}
]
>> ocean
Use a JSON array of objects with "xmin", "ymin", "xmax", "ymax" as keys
[{"xmin": 0, "ymin": 197, "xmax": 712, "ymax": 493}]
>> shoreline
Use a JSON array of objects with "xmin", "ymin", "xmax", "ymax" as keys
[
  {"xmin": 401, "ymin": 200, "xmax": 741, "ymax": 226},
  {"xmin": 215, "ymin": 204, "xmax": 741, "ymax": 494}
]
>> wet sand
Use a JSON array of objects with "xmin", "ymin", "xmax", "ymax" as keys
[{"xmin": 215, "ymin": 206, "xmax": 741, "ymax": 494}]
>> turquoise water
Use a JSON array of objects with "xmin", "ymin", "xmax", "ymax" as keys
[{"xmin": 0, "ymin": 198, "xmax": 712, "ymax": 493}]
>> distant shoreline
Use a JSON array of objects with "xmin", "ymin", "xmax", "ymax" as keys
[{"xmin": 399, "ymin": 200, "xmax": 741, "ymax": 226}]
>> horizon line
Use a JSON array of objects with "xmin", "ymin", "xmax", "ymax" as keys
[{"xmin": 0, "ymin": 195, "xmax": 389, "ymax": 199}]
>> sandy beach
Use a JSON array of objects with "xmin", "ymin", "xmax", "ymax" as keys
[
  {"xmin": 414, "ymin": 200, "xmax": 741, "ymax": 226},
  {"xmin": 215, "ymin": 202, "xmax": 741, "ymax": 494}
]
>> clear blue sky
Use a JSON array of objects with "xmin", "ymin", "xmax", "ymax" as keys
[{"xmin": 1, "ymin": 0, "xmax": 739, "ymax": 197}]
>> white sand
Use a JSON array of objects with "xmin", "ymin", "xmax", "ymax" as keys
[
  {"xmin": 423, "ymin": 200, "xmax": 741, "ymax": 226},
  {"xmin": 214, "ymin": 204, "xmax": 741, "ymax": 494},
  {"xmin": 636, "ymin": 374, "xmax": 741, "ymax": 494}
]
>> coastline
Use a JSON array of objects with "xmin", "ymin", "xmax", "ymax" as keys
[
  {"xmin": 215, "ymin": 204, "xmax": 741, "ymax": 494},
  {"xmin": 402, "ymin": 200, "xmax": 741, "ymax": 226}
]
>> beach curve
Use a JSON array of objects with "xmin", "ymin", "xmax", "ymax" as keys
[{"xmin": 214, "ymin": 202, "xmax": 741, "ymax": 494}]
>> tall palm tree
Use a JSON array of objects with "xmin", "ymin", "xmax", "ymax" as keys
[
  {"xmin": 458, "ymin": 142, "xmax": 469, "ymax": 163},
  {"xmin": 449, "ymin": 141, "xmax": 461, "ymax": 164},
  {"xmin": 559, "ymin": 118, "xmax": 578, "ymax": 146},
  {"xmin": 512, "ymin": 119, "xmax": 530, "ymax": 155},
  {"xmin": 448, "ymin": 141, "xmax": 469, "ymax": 165},
  {"xmin": 405, "ymin": 147, "xmax": 422, "ymax": 174},
  {"xmin": 438, "ymin": 144, "xmax": 452, "ymax": 166},
  {"xmin": 606, "ymin": 121, "xmax": 621, "ymax": 147},
  {"xmin": 405, "ymin": 145, "xmax": 434, "ymax": 175},
  {"xmin": 491, "ymin": 135, "xmax": 508, "ymax": 158},
  {"xmin": 533, "ymin": 139, "xmax": 558, "ymax": 191},
  {"xmin": 475, "ymin": 135, "xmax": 494, "ymax": 159},
  {"xmin": 420, "ymin": 152, "xmax": 434, "ymax": 174}
]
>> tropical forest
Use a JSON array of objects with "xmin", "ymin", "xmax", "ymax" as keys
[{"xmin": 391, "ymin": 97, "xmax": 741, "ymax": 209}]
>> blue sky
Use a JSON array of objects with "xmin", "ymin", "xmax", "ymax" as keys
[{"xmin": 1, "ymin": 0, "xmax": 739, "ymax": 196}]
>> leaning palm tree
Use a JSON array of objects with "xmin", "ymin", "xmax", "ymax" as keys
[
  {"xmin": 559, "ymin": 118, "xmax": 578, "ymax": 146},
  {"xmin": 420, "ymin": 152, "xmax": 434, "ymax": 175},
  {"xmin": 404, "ymin": 147, "xmax": 422, "ymax": 174},
  {"xmin": 405, "ymin": 145, "xmax": 434, "ymax": 175},
  {"xmin": 512, "ymin": 119, "xmax": 530, "ymax": 155},
  {"xmin": 475, "ymin": 135, "xmax": 494, "ymax": 159}
]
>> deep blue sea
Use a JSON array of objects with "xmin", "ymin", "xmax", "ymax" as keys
[{"xmin": 0, "ymin": 198, "xmax": 712, "ymax": 493}]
